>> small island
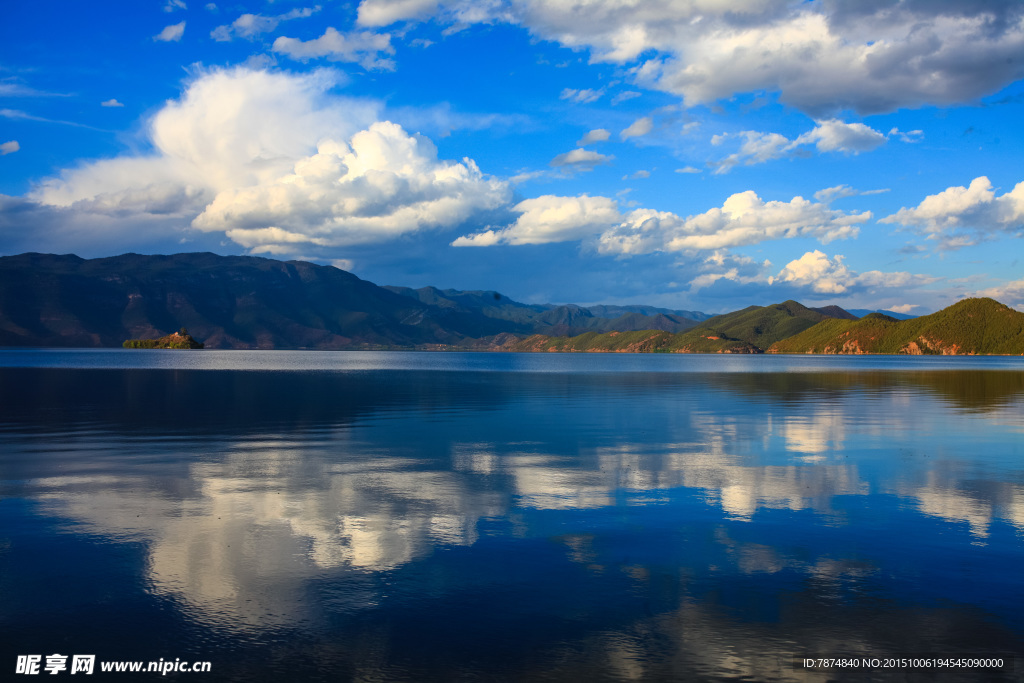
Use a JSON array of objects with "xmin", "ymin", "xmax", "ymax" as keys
[{"xmin": 123, "ymin": 328, "xmax": 204, "ymax": 349}]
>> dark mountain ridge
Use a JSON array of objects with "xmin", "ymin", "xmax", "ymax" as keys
[
  {"xmin": 0, "ymin": 252, "xmax": 703, "ymax": 349},
  {"xmin": 0, "ymin": 252, "xmax": 495, "ymax": 348},
  {"xmin": 383, "ymin": 285, "xmax": 707, "ymax": 335}
]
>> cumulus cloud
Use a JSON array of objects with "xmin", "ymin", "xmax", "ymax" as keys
[
  {"xmin": 769, "ymin": 250, "xmax": 936, "ymax": 295},
  {"xmin": 577, "ymin": 128, "xmax": 610, "ymax": 146},
  {"xmin": 101, "ymin": 99, "xmax": 124, "ymax": 108},
  {"xmin": 154, "ymin": 21, "xmax": 186, "ymax": 42},
  {"xmin": 549, "ymin": 148, "xmax": 614, "ymax": 170},
  {"xmin": 713, "ymin": 119, "xmax": 889, "ymax": 173},
  {"xmin": 452, "ymin": 195, "xmax": 620, "ymax": 246},
  {"xmin": 674, "ymin": 166, "xmax": 701, "ymax": 174},
  {"xmin": 1, "ymin": 140, "xmax": 19, "ymax": 155},
  {"xmin": 27, "ymin": 67, "xmax": 511, "ymax": 255},
  {"xmin": 598, "ymin": 191, "xmax": 869, "ymax": 255},
  {"xmin": 620, "ymin": 116, "xmax": 653, "ymax": 140},
  {"xmin": 793, "ymin": 119, "xmax": 887, "ymax": 153},
  {"xmin": 273, "ymin": 27, "xmax": 395, "ymax": 70},
  {"xmin": 560, "ymin": 88, "xmax": 603, "ymax": 104},
  {"xmin": 455, "ymin": 187, "xmax": 872, "ymax": 257},
  {"xmin": 353, "ymin": 1, "xmax": 1024, "ymax": 115},
  {"xmin": 164, "ymin": 0, "xmax": 187, "ymax": 11},
  {"xmin": 880, "ymin": 176, "xmax": 1024, "ymax": 249},
  {"xmin": 193, "ymin": 123, "xmax": 509, "ymax": 248},
  {"xmin": 211, "ymin": 7, "xmax": 318, "ymax": 42}
]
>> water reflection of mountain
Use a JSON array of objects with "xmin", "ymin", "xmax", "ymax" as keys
[{"xmin": 712, "ymin": 369, "xmax": 1024, "ymax": 415}]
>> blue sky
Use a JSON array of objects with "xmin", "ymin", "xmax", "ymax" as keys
[{"xmin": 2, "ymin": 0, "xmax": 1023, "ymax": 314}]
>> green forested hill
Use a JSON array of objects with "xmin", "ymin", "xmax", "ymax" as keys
[
  {"xmin": 680, "ymin": 300, "xmax": 835, "ymax": 349},
  {"xmin": 768, "ymin": 298, "xmax": 1024, "ymax": 355},
  {"xmin": 497, "ymin": 300, "xmax": 848, "ymax": 353}
]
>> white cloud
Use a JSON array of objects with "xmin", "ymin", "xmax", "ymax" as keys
[
  {"xmin": 273, "ymin": 27, "xmax": 396, "ymax": 70},
  {"xmin": 620, "ymin": 116, "xmax": 653, "ymax": 140},
  {"xmin": 100, "ymin": 99, "xmax": 124, "ymax": 108},
  {"xmin": 577, "ymin": 128, "xmax": 610, "ymax": 146},
  {"xmin": 611, "ymin": 91, "xmax": 641, "ymax": 105},
  {"xmin": 560, "ymin": 88, "xmax": 603, "ymax": 104},
  {"xmin": 164, "ymin": 0, "xmax": 187, "ymax": 11},
  {"xmin": 455, "ymin": 186, "xmax": 872, "ymax": 256},
  {"xmin": 453, "ymin": 195, "xmax": 620, "ymax": 246},
  {"xmin": 713, "ymin": 119, "xmax": 890, "ymax": 173},
  {"xmin": 355, "ymin": 1, "xmax": 1024, "ymax": 115},
  {"xmin": 598, "ymin": 191, "xmax": 869, "ymax": 255},
  {"xmin": 1, "ymin": 140, "xmax": 19, "ymax": 155},
  {"xmin": 211, "ymin": 7, "xmax": 318, "ymax": 42},
  {"xmin": 769, "ymin": 250, "xmax": 856, "ymax": 294},
  {"xmin": 623, "ymin": 170, "xmax": 650, "ymax": 180},
  {"xmin": 769, "ymin": 250, "xmax": 935, "ymax": 295},
  {"xmin": 154, "ymin": 21, "xmax": 186, "ymax": 42},
  {"xmin": 793, "ymin": 119, "xmax": 887, "ymax": 153},
  {"xmin": 888, "ymin": 303, "xmax": 919, "ymax": 314},
  {"xmin": 549, "ymin": 148, "xmax": 613, "ymax": 169},
  {"xmin": 194, "ymin": 123, "xmax": 509, "ymax": 248},
  {"xmin": 976, "ymin": 278, "xmax": 1024, "ymax": 309},
  {"xmin": 674, "ymin": 166, "xmax": 701, "ymax": 174},
  {"xmin": 880, "ymin": 176, "xmax": 1024, "ymax": 249},
  {"xmin": 689, "ymin": 251, "xmax": 769, "ymax": 291},
  {"xmin": 357, "ymin": 0, "xmax": 441, "ymax": 27},
  {"xmin": 814, "ymin": 185, "xmax": 858, "ymax": 202},
  {"xmin": 889, "ymin": 127, "xmax": 925, "ymax": 143},
  {"xmin": 28, "ymin": 67, "xmax": 511, "ymax": 255},
  {"xmin": 712, "ymin": 131, "xmax": 791, "ymax": 174}
]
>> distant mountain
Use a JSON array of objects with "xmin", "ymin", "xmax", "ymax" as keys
[
  {"xmin": 847, "ymin": 308, "xmax": 919, "ymax": 320},
  {"xmin": 584, "ymin": 304, "xmax": 713, "ymax": 322},
  {"xmin": 769, "ymin": 298, "xmax": 1024, "ymax": 355},
  {"xmin": 496, "ymin": 300, "xmax": 850, "ymax": 354},
  {"xmin": 0, "ymin": 252, "xmax": 508, "ymax": 349},
  {"xmin": 0, "ymin": 253, "xmax": 702, "ymax": 349},
  {"xmin": 811, "ymin": 305, "xmax": 858, "ymax": 320},
  {"xmin": 383, "ymin": 285, "xmax": 705, "ymax": 335},
  {"xmin": 5, "ymin": 253, "xmax": 1014, "ymax": 354}
]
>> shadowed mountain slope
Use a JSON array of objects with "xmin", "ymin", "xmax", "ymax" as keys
[
  {"xmin": 0, "ymin": 252, "xmax": 511, "ymax": 349},
  {"xmin": 383, "ymin": 285, "xmax": 704, "ymax": 335},
  {"xmin": 0, "ymin": 253, "xmax": 703, "ymax": 348}
]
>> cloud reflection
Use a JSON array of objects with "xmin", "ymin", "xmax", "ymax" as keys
[{"xmin": 8, "ymin": 365, "xmax": 1022, "ymax": 641}]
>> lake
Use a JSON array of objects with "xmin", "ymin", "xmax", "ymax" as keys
[{"xmin": 1, "ymin": 350, "xmax": 1022, "ymax": 681}]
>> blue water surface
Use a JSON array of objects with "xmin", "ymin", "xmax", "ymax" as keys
[{"xmin": 1, "ymin": 350, "xmax": 1022, "ymax": 681}]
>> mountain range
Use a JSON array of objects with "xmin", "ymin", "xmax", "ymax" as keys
[
  {"xmin": 0, "ymin": 252, "xmax": 707, "ymax": 349},
  {"xmin": 1, "ymin": 252, "xmax": 1018, "ymax": 354}
]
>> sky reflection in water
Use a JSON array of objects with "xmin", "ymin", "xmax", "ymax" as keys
[{"xmin": 1, "ymin": 352, "xmax": 1022, "ymax": 681}]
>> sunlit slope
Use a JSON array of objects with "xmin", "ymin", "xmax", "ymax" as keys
[{"xmin": 768, "ymin": 298, "xmax": 1024, "ymax": 354}]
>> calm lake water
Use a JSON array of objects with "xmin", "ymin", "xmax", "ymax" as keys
[{"xmin": 1, "ymin": 350, "xmax": 1023, "ymax": 681}]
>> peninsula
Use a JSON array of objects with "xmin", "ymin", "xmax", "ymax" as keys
[{"xmin": 123, "ymin": 330, "xmax": 204, "ymax": 349}]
